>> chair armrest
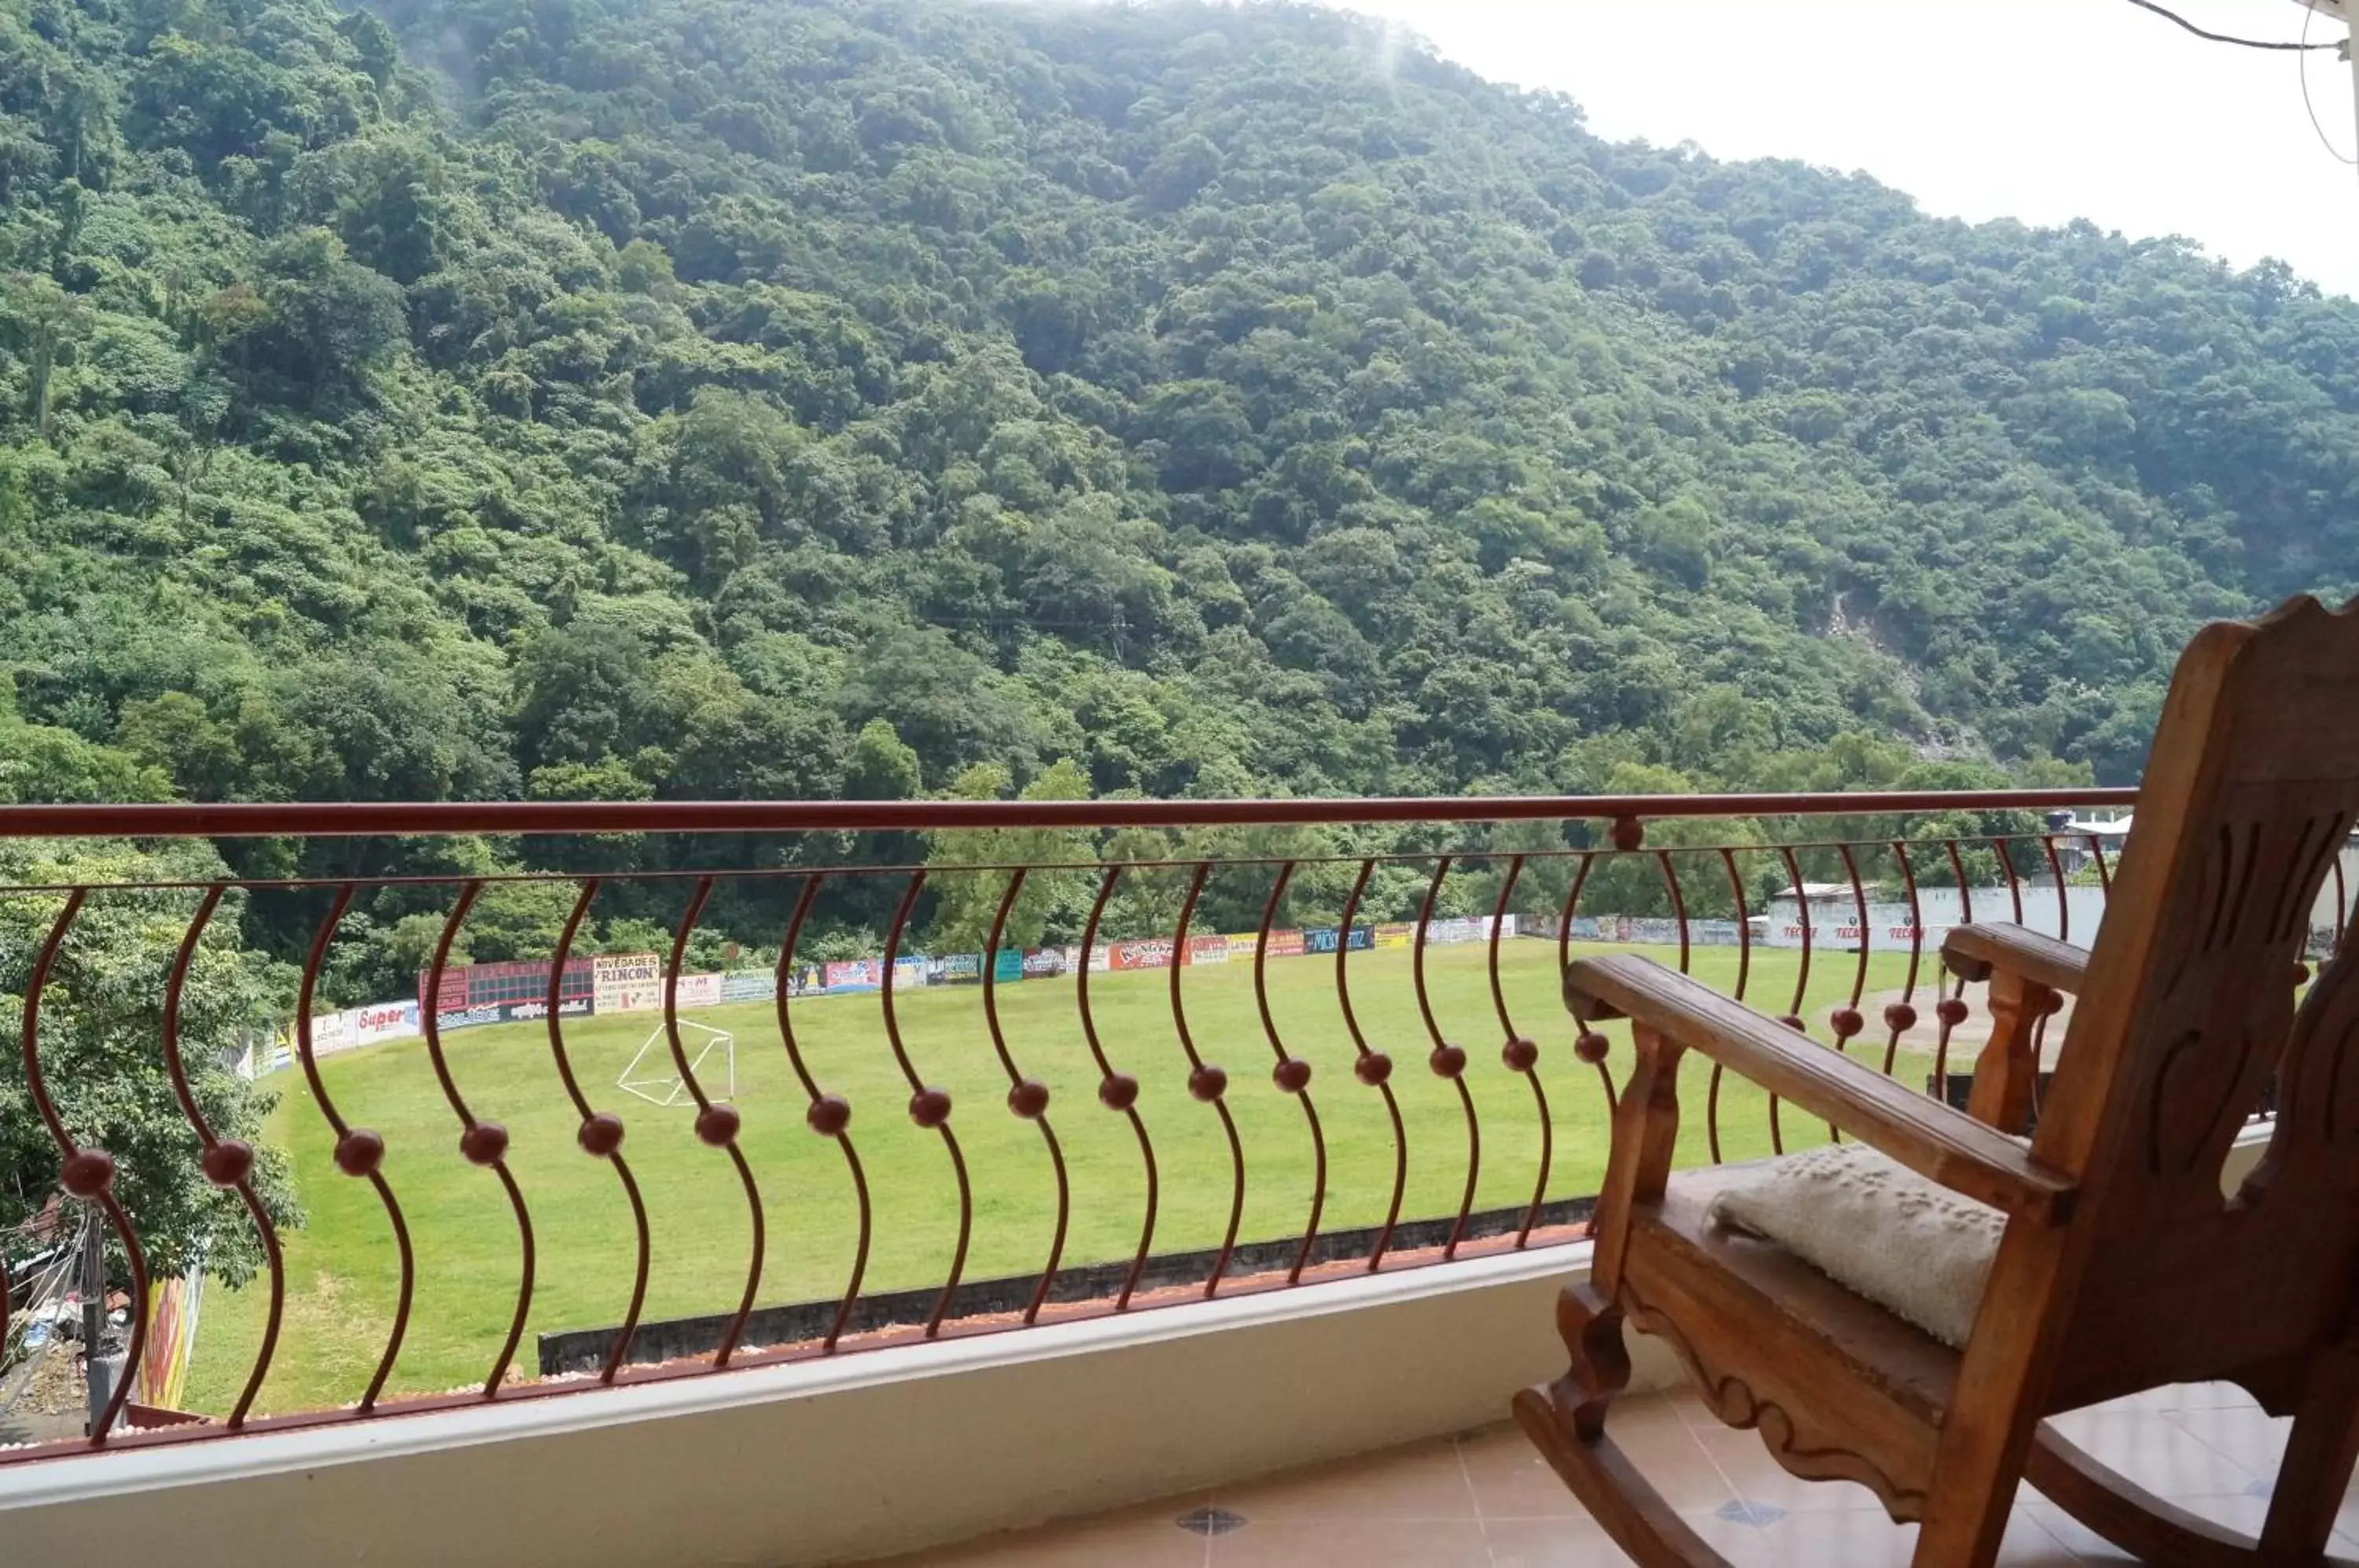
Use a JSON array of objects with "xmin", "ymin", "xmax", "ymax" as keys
[
  {"xmin": 1567, "ymin": 953, "xmax": 2076, "ymax": 1227},
  {"xmin": 1941, "ymin": 922, "xmax": 2089, "ymax": 995}
]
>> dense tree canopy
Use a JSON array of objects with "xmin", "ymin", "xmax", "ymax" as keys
[{"xmin": 2, "ymin": 0, "xmax": 2353, "ymax": 979}]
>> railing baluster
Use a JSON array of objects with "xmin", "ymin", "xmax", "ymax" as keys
[
  {"xmin": 1253, "ymin": 862, "xmax": 1326, "ymax": 1284},
  {"xmin": 20, "ymin": 887, "xmax": 149, "ymax": 1446},
  {"xmin": 1935, "ymin": 841, "xmax": 1976, "ymax": 1096},
  {"xmin": 295, "ymin": 883, "xmax": 411, "ymax": 1412},
  {"xmin": 663, "ymin": 877, "xmax": 765, "ymax": 1364},
  {"xmin": 1077, "ymin": 866, "xmax": 1156, "ymax": 1309},
  {"xmin": 546, "ymin": 878, "xmax": 649, "ymax": 1381},
  {"xmin": 1656, "ymin": 849, "xmax": 1692, "ymax": 976},
  {"xmin": 160, "ymin": 883, "xmax": 283, "ymax": 1426},
  {"xmin": 1486, "ymin": 854, "xmax": 1550, "ymax": 1249},
  {"xmin": 2030, "ymin": 834, "xmax": 2074, "ymax": 1113},
  {"xmin": 1561, "ymin": 851, "xmax": 1616, "ymax": 1113},
  {"xmin": 1171, "ymin": 861, "xmax": 1243, "ymax": 1298},
  {"xmin": 417, "ymin": 882, "xmax": 536, "ymax": 1397},
  {"xmin": 1769, "ymin": 845, "xmax": 1814, "ymax": 1154},
  {"xmin": 2000, "ymin": 835, "xmax": 2027, "ymax": 926},
  {"xmin": 1884, "ymin": 841, "xmax": 1924, "ymax": 1082},
  {"xmin": 1411, "ymin": 858, "xmax": 1478, "ymax": 1261},
  {"xmin": 2336, "ymin": 853, "xmax": 2351, "ymax": 955},
  {"xmin": 1709, "ymin": 846, "xmax": 1760, "ymax": 1165},
  {"xmin": 1336, "ymin": 858, "xmax": 1406, "ymax": 1271},
  {"xmin": 880, "ymin": 871, "xmax": 970, "ymax": 1339},
  {"xmin": 980, "ymin": 870, "xmax": 1068, "ymax": 1324},
  {"xmin": 1822, "ymin": 845, "xmax": 1876, "ymax": 1142},
  {"xmin": 776, "ymin": 873, "xmax": 869, "ymax": 1352}
]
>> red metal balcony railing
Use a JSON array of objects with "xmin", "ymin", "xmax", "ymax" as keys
[{"xmin": 6, "ymin": 786, "xmax": 2338, "ymax": 1467}]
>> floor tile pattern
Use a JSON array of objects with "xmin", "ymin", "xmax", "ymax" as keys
[{"xmin": 880, "ymin": 1382, "xmax": 2353, "ymax": 1566}]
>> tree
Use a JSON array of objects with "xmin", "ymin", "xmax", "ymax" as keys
[
  {"xmin": 1, "ymin": 840, "xmax": 300, "ymax": 1286},
  {"xmin": 3, "ymin": 274, "xmax": 90, "ymax": 441},
  {"xmin": 921, "ymin": 760, "xmax": 1095, "ymax": 955}
]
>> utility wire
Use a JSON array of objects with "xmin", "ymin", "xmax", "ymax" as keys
[
  {"xmin": 2123, "ymin": 0, "xmax": 2339, "ymax": 50},
  {"xmin": 2298, "ymin": 0, "xmax": 2359, "ymax": 165}
]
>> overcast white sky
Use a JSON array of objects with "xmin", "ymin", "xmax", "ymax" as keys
[{"xmin": 1323, "ymin": 0, "xmax": 2359, "ymax": 298}]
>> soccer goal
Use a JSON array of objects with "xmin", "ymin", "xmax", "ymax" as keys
[{"xmin": 616, "ymin": 1020, "xmax": 736, "ymax": 1107}]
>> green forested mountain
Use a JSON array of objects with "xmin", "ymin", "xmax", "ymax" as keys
[{"xmin": 2, "ymin": 0, "xmax": 2355, "ymax": 980}]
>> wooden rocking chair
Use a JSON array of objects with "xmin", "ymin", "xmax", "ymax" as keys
[{"xmin": 1514, "ymin": 595, "xmax": 2359, "ymax": 1567}]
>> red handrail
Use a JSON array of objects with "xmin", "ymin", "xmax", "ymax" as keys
[{"xmin": 0, "ymin": 788, "xmax": 2137, "ymax": 838}]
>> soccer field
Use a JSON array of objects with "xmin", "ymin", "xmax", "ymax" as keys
[{"xmin": 183, "ymin": 939, "xmax": 1931, "ymax": 1415}]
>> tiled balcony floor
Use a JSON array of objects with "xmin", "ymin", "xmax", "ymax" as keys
[{"xmin": 881, "ymin": 1381, "xmax": 2359, "ymax": 1566}]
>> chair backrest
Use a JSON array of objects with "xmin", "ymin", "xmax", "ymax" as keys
[{"xmin": 2030, "ymin": 595, "xmax": 2359, "ymax": 1411}]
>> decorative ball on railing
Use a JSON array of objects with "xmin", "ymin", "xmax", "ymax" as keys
[
  {"xmin": 1273, "ymin": 1057, "xmax": 1313, "ymax": 1094},
  {"xmin": 1936, "ymin": 997, "xmax": 1971, "ymax": 1028},
  {"xmin": 1610, "ymin": 815, "xmax": 1646, "ymax": 852},
  {"xmin": 1007, "ymin": 1079, "xmax": 1051, "ymax": 1119},
  {"xmin": 2294, "ymin": 963, "xmax": 2312, "ymax": 988},
  {"xmin": 1428, "ymin": 1043, "xmax": 1468, "ymax": 1079},
  {"xmin": 806, "ymin": 1095, "xmax": 852, "ymax": 1137},
  {"xmin": 1829, "ymin": 1007, "xmax": 1864, "ymax": 1040},
  {"xmin": 1354, "ymin": 1051, "xmax": 1394, "ymax": 1086},
  {"xmin": 1502, "ymin": 1036, "xmax": 1540, "ymax": 1073},
  {"xmin": 333, "ymin": 1128, "xmax": 385, "ymax": 1177},
  {"xmin": 1187, "ymin": 1064, "xmax": 1228, "ymax": 1101},
  {"xmin": 694, "ymin": 1103, "xmax": 742, "ymax": 1146},
  {"xmin": 1777, "ymin": 1014, "xmax": 1807, "ymax": 1032},
  {"xmin": 201, "ymin": 1139, "xmax": 255, "ymax": 1188},
  {"xmin": 2041, "ymin": 991, "xmax": 2066, "ymax": 1017},
  {"xmin": 1574, "ymin": 1030, "xmax": 1611, "ymax": 1065},
  {"xmin": 1098, "ymin": 1073, "xmax": 1140, "ymax": 1111},
  {"xmin": 459, "ymin": 1122, "xmax": 510, "ymax": 1166},
  {"xmin": 907, "ymin": 1088, "xmax": 953, "ymax": 1128},
  {"xmin": 577, "ymin": 1112, "xmax": 626, "ymax": 1158},
  {"xmin": 60, "ymin": 1148, "xmax": 114, "ymax": 1198},
  {"xmin": 1882, "ymin": 1003, "xmax": 1918, "ymax": 1033}
]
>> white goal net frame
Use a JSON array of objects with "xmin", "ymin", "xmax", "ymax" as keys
[{"xmin": 616, "ymin": 1019, "xmax": 736, "ymax": 1107}]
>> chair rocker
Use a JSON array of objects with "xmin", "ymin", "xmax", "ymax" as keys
[{"xmin": 1514, "ymin": 595, "xmax": 2359, "ymax": 1567}]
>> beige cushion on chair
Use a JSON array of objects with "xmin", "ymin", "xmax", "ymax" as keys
[{"xmin": 1705, "ymin": 1141, "xmax": 2007, "ymax": 1350}]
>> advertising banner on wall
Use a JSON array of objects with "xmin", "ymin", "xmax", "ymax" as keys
[
  {"xmin": 491, "ymin": 996, "xmax": 593, "ymax": 1025},
  {"xmin": 824, "ymin": 959, "xmax": 883, "ymax": 992},
  {"xmin": 1373, "ymin": 922, "xmax": 1415, "ymax": 949},
  {"xmin": 931, "ymin": 953, "xmax": 983, "ymax": 985},
  {"xmin": 1185, "ymin": 934, "xmax": 1231, "ymax": 966},
  {"xmin": 1763, "ymin": 885, "xmax": 2108, "ymax": 954},
  {"xmin": 308, "ymin": 1009, "xmax": 359, "ymax": 1057},
  {"xmin": 354, "ymin": 1000, "xmax": 420, "ymax": 1045},
  {"xmin": 1265, "ymin": 929, "xmax": 1306, "ymax": 958},
  {"xmin": 1109, "ymin": 938, "xmax": 1177, "ymax": 971},
  {"xmin": 672, "ymin": 972, "xmax": 723, "ymax": 1009},
  {"xmin": 1226, "ymin": 933, "xmax": 1261, "ymax": 960},
  {"xmin": 594, "ymin": 953, "xmax": 664, "ymax": 1015},
  {"xmin": 1022, "ymin": 948, "xmax": 1069, "ymax": 978},
  {"xmin": 717, "ymin": 966, "xmax": 793, "ymax": 1004},
  {"xmin": 1304, "ymin": 925, "xmax": 1374, "ymax": 955},
  {"xmin": 994, "ymin": 949, "xmax": 1025, "ymax": 983}
]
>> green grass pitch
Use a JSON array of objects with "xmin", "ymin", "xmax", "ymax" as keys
[{"xmin": 184, "ymin": 939, "xmax": 1933, "ymax": 1414}]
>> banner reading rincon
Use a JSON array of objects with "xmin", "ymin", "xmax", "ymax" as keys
[{"xmin": 593, "ymin": 953, "xmax": 664, "ymax": 1015}]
